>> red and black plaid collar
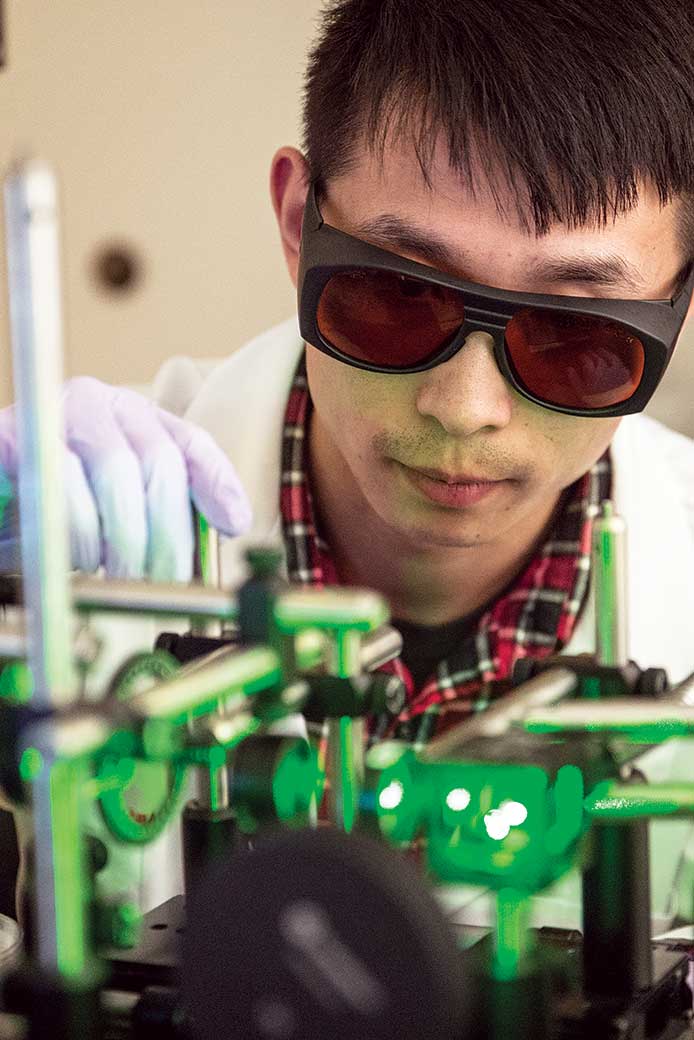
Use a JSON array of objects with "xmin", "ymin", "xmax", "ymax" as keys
[{"xmin": 280, "ymin": 354, "xmax": 611, "ymax": 742}]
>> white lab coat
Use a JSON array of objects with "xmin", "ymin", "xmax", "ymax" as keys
[{"xmin": 92, "ymin": 318, "xmax": 694, "ymax": 929}]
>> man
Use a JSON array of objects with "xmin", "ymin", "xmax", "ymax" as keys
[{"xmin": 3, "ymin": 0, "xmax": 694, "ymax": 923}]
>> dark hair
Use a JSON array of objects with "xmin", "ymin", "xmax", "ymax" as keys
[{"xmin": 302, "ymin": 0, "xmax": 694, "ymax": 253}]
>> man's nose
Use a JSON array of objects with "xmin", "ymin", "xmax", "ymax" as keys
[{"xmin": 414, "ymin": 331, "xmax": 514, "ymax": 437}]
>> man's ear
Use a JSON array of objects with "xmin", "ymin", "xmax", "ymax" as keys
[{"xmin": 270, "ymin": 147, "xmax": 310, "ymax": 288}]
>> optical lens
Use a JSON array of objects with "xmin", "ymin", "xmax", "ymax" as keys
[
  {"xmin": 317, "ymin": 269, "xmax": 465, "ymax": 368},
  {"xmin": 505, "ymin": 309, "xmax": 645, "ymax": 410}
]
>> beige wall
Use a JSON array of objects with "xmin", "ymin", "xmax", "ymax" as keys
[
  {"xmin": 0, "ymin": 0, "xmax": 322, "ymax": 406},
  {"xmin": 0, "ymin": 1, "xmax": 692, "ymax": 438}
]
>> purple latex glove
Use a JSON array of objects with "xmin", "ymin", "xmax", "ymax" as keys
[{"xmin": 0, "ymin": 376, "xmax": 252, "ymax": 581}]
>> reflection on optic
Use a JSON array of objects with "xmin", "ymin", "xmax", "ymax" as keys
[
  {"xmin": 484, "ymin": 809, "xmax": 511, "ymax": 841},
  {"xmin": 501, "ymin": 800, "xmax": 528, "ymax": 826},
  {"xmin": 379, "ymin": 780, "xmax": 404, "ymax": 811},
  {"xmin": 445, "ymin": 787, "xmax": 471, "ymax": 812}
]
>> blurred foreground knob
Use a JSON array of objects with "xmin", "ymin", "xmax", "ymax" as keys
[{"xmin": 182, "ymin": 828, "xmax": 467, "ymax": 1040}]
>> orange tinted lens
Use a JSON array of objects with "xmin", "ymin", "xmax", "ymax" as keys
[
  {"xmin": 317, "ymin": 269, "xmax": 465, "ymax": 367},
  {"xmin": 506, "ymin": 308, "xmax": 645, "ymax": 409}
]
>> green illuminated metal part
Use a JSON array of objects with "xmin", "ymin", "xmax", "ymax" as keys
[
  {"xmin": 275, "ymin": 587, "xmax": 390, "ymax": 832},
  {"xmin": 98, "ymin": 651, "xmax": 186, "ymax": 844},
  {"xmin": 50, "ymin": 757, "xmax": 93, "ymax": 977},
  {"xmin": 586, "ymin": 781, "xmax": 694, "ymax": 819},
  {"xmin": 190, "ymin": 701, "xmax": 264, "ymax": 760},
  {"xmin": 376, "ymin": 754, "xmax": 586, "ymax": 891},
  {"xmin": 20, "ymin": 745, "xmax": 44, "ymax": 781},
  {"xmin": 23, "ymin": 712, "xmax": 111, "ymax": 984},
  {"xmin": 192, "ymin": 511, "xmax": 224, "ymax": 639},
  {"xmin": 293, "ymin": 628, "xmax": 326, "ymax": 671},
  {"xmin": 272, "ymin": 740, "xmax": 323, "ymax": 823},
  {"xmin": 592, "ymin": 500, "xmax": 628, "ymax": 668},
  {"xmin": 327, "ymin": 716, "xmax": 362, "ymax": 833},
  {"xmin": 493, "ymin": 887, "xmax": 535, "ymax": 981},
  {"xmin": 0, "ymin": 660, "xmax": 33, "ymax": 703},
  {"xmin": 523, "ymin": 700, "xmax": 694, "ymax": 740},
  {"xmin": 95, "ymin": 899, "xmax": 142, "ymax": 950},
  {"xmin": 274, "ymin": 588, "xmax": 389, "ymax": 635},
  {"xmin": 376, "ymin": 747, "xmax": 432, "ymax": 844},
  {"xmin": 196, "ymin": 512, "xmax": 213, "ymax": 586},
  {"xmin": 130, "ymin": 645, "xmax": 282, "ymax": 725}
]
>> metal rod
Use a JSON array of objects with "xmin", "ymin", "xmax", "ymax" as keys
[
  {"xmin": 359, "ymin": 625, "xmax": 403, "ymax": 671},
  {"xmin": 586, "ymin": 781, "xmax": 694, "ymax": 819},
  {"xmin": 71, "ymin": 579, "xmax": 399, "ymax": 669},
  {"xmin": 4, "ymin": 160, "xmax": 79, "ymax": 979},
  {"xmin": 592, "ymin": 500, "xmax": 629, "ymax": 668},
  {"xmin": 0, "ymin": 618, "xmax": 102, "ymax": 667},
  {"xmin": 421, "ymin": 667, "xmax": 576, "ymax": 763},
  {"xmin": 326, "ymin": 716, "xmax": 364, "ymax": 833},
  {"xmin": 273, "ymin": 587, "xmax": 389, "ymax": 633},
  {"xmin": 523, "ymin": 699, "xmax": 694, "ymax": 737},
  {"xmin": 72, "ymin": 574, "xmax": 237, "ymax": 619},
  {"xmin": 493, "ymin": 887, "xmax": 535, "ymax": 982},
  {"xmin": 4, "ymin": 161, "xmax": 76, "ymax": 710},
  {"xmin": 207, "ymin": 764, "xmax": 230, "ymax": 811},
  {"xmin": 192, "ymin": 510, "xmax": 224, "ymax": 638},
  {"xmin": 128, "ymin": 645, "xmax": 281, "ymax": 725},
  {"xmin": 0, "ymin": 619, "xmax": 29, "ymax": 658},
  {"xmin": 194, "ymin": 511, "xmax": 221, "ymax": 588},
  {"xmin": 582, "ymin": 817, "xmax": 652, "ymax": 996}
]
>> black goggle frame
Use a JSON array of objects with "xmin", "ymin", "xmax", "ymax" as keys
[{"xmin": 298, "ymin": 181, "xmax": 694, "ymax": 418}]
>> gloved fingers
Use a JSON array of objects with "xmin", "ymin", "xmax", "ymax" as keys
[
  {"xmin": 0, "ymin": 412, "xmax": 107, "ymax": 575},
  {"xmin": 64, "ymin": 379, "xmax": 147, "ymax": 578},
  {"xmin": 0, "ymin": 421, "xmax": 23, "ymax": 571},
  {"xmin": 65, "ymin": 449, "xmax": 101, "ymax": 573},
  {"xmin": 0, "ymin": 405, "xmax": 18, "ymax": 477},
  {"xmin": 156, "ymin": 409, "xmax": 252, "ymax": 537},
  {"xmin": 110, "ymin": 388, "xmax": 194, "ymax": 583}
]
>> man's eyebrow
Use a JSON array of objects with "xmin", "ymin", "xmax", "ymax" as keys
[
  {"xmin": 351, "ymin": 213, "xmax": 646, "ymax": 291},
  {"xmin": 526, "ymin": 254, "xmax": 645, "ymax": 291},
  {"xmin": 351, "ymin": 214, "xmax": 466, "ymax": 270}
]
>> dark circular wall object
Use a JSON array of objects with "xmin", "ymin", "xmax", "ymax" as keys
[{"xmin": 92, "ymin": 242, "xmax": 143, "ymax": 294}]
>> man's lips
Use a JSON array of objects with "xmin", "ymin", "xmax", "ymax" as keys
[
  {"xmin": 398, "ymin": 462, "xmax": 512, "ymax": 508},
  {"xmin": 412, "ymin": 465, "xmax": 509, "ymax": 485}
]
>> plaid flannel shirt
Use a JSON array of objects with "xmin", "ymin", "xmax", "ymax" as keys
[{"xmin": 280, "ymin": 356, "xmax": 611, "ymax": 744}]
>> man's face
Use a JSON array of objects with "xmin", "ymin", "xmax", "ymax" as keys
[{"xmin": 304, "ymin": 140, "xmax": 684, "ymax": 552}]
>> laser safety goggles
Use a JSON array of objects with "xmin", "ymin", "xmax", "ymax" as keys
[{"xmin": 298, "ymin": 182, "xmax": 694, "ymax": 417}]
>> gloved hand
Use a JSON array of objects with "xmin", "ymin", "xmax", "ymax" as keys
[{"xmin": 0, "ymin": 376, "xmax": 252, "ymax": 581}]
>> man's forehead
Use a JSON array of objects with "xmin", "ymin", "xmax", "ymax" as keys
[{"xmin": 324, "ymin": 141, "xmax": 682, "ymax": 295}]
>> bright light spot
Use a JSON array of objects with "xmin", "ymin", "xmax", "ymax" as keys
[
  {"xmin": 379, "ymin": 780, "xmax": 404, "ymax": 811},
  {"xmin": 501, "ymin": 800, "xmax": 528, "ymax": 826},
  {"xmin": 484, "ymin": 809, "xmax": 511, "ymax": 841},
  {"xmin": 445, "ymin": 787, "xmax": 471, "ymax": 812}
]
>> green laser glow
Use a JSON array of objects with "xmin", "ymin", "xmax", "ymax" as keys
[{"xmin": 19, "ymin": 745, "xmax": 43, "ymax": 781}]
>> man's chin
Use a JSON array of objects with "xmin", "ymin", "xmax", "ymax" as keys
[{"xmin": 384, "ymin": 512, "xmax": 499, "ymax": 551}]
